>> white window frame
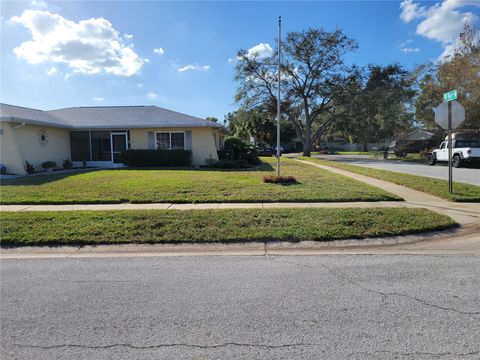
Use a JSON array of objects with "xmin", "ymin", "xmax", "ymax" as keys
[{"xmin": 155, "ymin": 131, "xmax": 186, "ymax": 150}]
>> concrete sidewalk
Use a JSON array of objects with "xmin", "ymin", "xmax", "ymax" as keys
[{"xmin": 297, "ymin": 159, "xmax": 480, "ymax": 225}]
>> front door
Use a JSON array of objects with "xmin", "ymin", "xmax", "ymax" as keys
[{"xmin": 111, "ymin": 132, "xmax": 128, "ymax": 163}]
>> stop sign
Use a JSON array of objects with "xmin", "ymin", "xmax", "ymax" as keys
[{"xmin": 434, "ymin": 100, "xmax": 465, "ymax": 129}]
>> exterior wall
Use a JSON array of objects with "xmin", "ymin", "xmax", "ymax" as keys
[
  {"xmin": 213, "ymin": 131, "xmax": 225, "ymax": 150},
  {"xmin": 0, "ymin": 122, "xmax": 70, "ymax": 175},
  {"xmin": 129, "ymin": 127, "xmax": 218, "ymax": 165}
]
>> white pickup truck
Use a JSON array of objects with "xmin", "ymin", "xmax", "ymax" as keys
[{"xmin": 427, "ymin": 134, "xmax": 480, "ymax": 168}]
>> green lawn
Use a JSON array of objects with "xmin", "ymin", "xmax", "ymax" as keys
[
  {"xmin": 0, "ymin": 208, "xmax": 454, "ymax": 247},
  {"xmin": 302, "ymin": 157, "xmax": 480, "ymax": 202},
  {"xmin": 0, "ymin": 157, "xmax": 400, "ymax": 204}
]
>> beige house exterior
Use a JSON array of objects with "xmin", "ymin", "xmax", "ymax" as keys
[{"xmin": 0, "ymin": 104, "xmax": 225, "ymax": 175}]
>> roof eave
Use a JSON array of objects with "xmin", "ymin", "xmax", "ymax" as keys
[{"xmin": 0, "ymin": 116, "xmax": 71, "ymax": 128}]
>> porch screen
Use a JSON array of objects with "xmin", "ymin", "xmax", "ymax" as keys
[
  {"xmin": 91, "ymin": 131, "xmax": 112, "ymax": 161},
  {"xmin": 70, "ymin": 131, "xmax": 91, "ymax": 161}
]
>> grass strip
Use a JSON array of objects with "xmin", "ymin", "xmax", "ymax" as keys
[
  {"xmin": 1, "ymin": 208, "xmax": 455, "ymax": 247},
  {"xmin": 0, "ymin": 157, "xmax": 400, "ymax": 204},
  {"xmin": 301, "ymin": 157, "xmax": 480, "ymax": 202}
]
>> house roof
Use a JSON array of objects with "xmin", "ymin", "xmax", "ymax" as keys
[
  {"xmin": 403, "ymin": 129, "xmax": 434, "ymax": 141},
  {"xmin": 0, "ymin": 103, "xmax": 221, "ymax": 129},
  {"xmin": 0, "ymin": 103, "xmax": 70, "ymax": 128}
]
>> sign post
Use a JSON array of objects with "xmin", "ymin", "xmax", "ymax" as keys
[
  {"xmin": 434, "ymin": 91, "xmax": 465, "ymax": 194},
  {"xmin": 276, "ymin": 16, "xmax": 282, "ymax": 177},
  {"xmin": 447, "ymin": 101, "xmax": 452, "ymax": 193}
]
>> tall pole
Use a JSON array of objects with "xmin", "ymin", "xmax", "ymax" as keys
[{"xmin": 276, "ymin": 16, "xmax": 282, "ymax": 176}]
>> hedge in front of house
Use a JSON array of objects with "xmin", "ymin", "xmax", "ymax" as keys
[{"xmin": 120, "ymin": 149, "xmax": 192, "ymax": 167}]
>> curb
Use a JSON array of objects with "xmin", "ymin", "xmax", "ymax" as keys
[{"xmin": 1, "ymin": 224, "xmax": 478, "ymax": 259}]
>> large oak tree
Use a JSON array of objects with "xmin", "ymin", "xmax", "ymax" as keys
[
  {"xmin": 415, "ymin": 24, "xmax": 480, "ymax": 130},
  {"xmin": 234, "ymin": 28, "xmax": 357, "ymax": 156}
]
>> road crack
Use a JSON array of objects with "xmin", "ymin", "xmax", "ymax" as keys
[
  {"xmin": 15, "ymin": 342, "xmax": 316, "ymax": 350},
  {"xmin": 278, "ymin": 258, "xmax": 480, "ymax": 318}
]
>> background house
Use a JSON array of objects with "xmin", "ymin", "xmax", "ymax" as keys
[{"xmin": 0, "ymin": 104, "xmax": 224, "ymax": 175}]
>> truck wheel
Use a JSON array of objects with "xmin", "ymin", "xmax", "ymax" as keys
[
  {"xmin": 427, "ymin": 155, "xmax": 436, "ymax": 166},
  {"xmin": 452, "ymin": 155, "xmax": 462, "ymax": 168}
]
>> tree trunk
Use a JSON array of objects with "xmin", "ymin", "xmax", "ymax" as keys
[
  {"xmin": 302, "ymin": 101, "xmax": 312, "ymax": 157},
  {"xmin": 362, "ymin": 137, "xmax": 368, "ymax": 152},
  {"xmin": 303, "ymin": 127, "xmax": 312, "ymax": 156}
]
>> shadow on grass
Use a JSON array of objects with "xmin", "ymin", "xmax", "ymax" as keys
[
  {"xmin": 0, "ymin": 169, "xmax": 99, "ymax": 186},
  {"xmin": 0, "ymin": 162, "xmax": 276, "ymax": 187},
  {"xmin": 114, "ymin": 162, "xmax": 275, "ymax": 172}
]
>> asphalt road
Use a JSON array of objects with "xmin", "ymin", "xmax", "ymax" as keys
[
  {"xmin": 2, "ymin": 255, "xmax": 479, "ymax": 359},
  {"xmin": 313, "ymin": 155, "xmax": 480, "ymax": 186}
]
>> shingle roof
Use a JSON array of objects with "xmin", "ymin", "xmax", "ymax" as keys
[
  {"xmin": 0, "ymin": 104, "xmax": 221, "ymax": 129},
  {"xmin": 0, "ymin": 103, "xmax": 70, "ymax": 128}
]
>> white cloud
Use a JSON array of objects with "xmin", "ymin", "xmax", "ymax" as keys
[
  {"xmin": 153, "ymin": 47, "xmax": 165, "ymax": 55},
  {"xmin": 143, "ymin": 58, "xmax": 150, "ymax": 63},
  {"xmin": 399, "ymin": 40, "xmax": 420, "ymax": 53},
  {"xmin": 400, "ymin": 0, "xmax": 426, "ymax": 22},
  {"xmin": 177, "ymin": 64, "xmax": 210, "ymax": 72},
  {"xmin": 45, "ymin": 66, "xmax": 58, "ymax": 75},
  {"xmin": 245, "ymin": 43, "xmax": 273, "ymax": 59},
  {"xmin": 146, "ymin": 91, "xmax": 158, "ymax": 99},
  {"xmin": 137, "ymin": 82, "xmax": 144, "ymax": 88},
  {"xmin": 10, "ymin": 10, "xmax": 144, "ymax": 76},
  {"xmin": 93, "ymin": 96, "xmax": 104, "ymax": 101},
  {"xmin": 124, "ymin": 33, "xmax": 133, "ymax": 39},
  {"xmin": 400, "ymin": 47, "xmax": 420, "ymax": 53},
  {"xmin": 399, "ymin": 0, "xmax": 480, "ymax": 59}
]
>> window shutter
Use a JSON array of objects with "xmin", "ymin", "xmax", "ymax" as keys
[
  {"xmin": 148, "ymin": 131, "xmax": 155, "ymax": 149},
  {"xmin": 185, "ymin": 131, "xmax": 192, "ymax": 150}
]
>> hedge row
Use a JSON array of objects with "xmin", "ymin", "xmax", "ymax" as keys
[{"xmin": 120, "ymin": 149, "xmax": 192, "ymax": 167}]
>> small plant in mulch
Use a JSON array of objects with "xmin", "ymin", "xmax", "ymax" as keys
[
  {"xmin": 25, "ymin": 161, "xmax": 35, "ymax": 174},
  {"xmin": 41, "ymin": 161, "xmax": 57, "ymax": 170},
  {"xmin": 262, "ymin": 175, "xmax": 298, "ymax": 184},
  {"xmin": 62, "ymin": 159, "xmax": 73, "ymax": 170}
]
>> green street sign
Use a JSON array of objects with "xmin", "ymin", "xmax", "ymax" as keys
[{"xmin": 443, "ymin": 90, "xmax": 457, "ymax": 102}]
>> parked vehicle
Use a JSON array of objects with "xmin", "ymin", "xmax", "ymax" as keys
[{"xmin": 427, "ymin": 133, "xmax": 480, "ymax": 168}]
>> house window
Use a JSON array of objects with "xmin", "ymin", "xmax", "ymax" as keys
[{"xmin": 155, "ymin": 132, "xmax": 185, "ymax": 150}]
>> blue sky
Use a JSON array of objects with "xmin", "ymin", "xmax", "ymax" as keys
[{"xmin": 1, "ymin": 1, "xmax": 479, "ymax": 120}]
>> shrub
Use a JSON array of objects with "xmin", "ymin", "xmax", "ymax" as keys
[
  {"xmin": 263, "ymin": 175, "xmax": 297, "ymax": 184},
  {"xmin": 220, "ymin": 136, "xmax": 260, "ymax": 165},
  {"xmin": 25, "ymin": 161, "xmax": 35, "ymax": 174},
  {"xmin": 62, "ymin": 159, "xmax": 73, "ymax": 170},
  {"xmin": 121, "ymin": 149, "xmax": 192, "ymax": 167},
  {"xmin": 41, "ymin": 161, "xmax": 57, "ymax": 169}
]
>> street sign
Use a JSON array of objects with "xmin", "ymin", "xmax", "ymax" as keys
[
  {"xmin": 434, "ymin": 100, "xmax": 465, "ymax": 130},
  {"xmin": 443, "ymin": 89, "xmax": 457, "ymax": 102}
]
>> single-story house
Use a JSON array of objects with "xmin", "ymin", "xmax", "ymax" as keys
[{"xmin": 0, "ymin": 103, "xmax": 225, "ymax": 175}]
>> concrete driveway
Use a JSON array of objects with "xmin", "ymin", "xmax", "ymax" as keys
[
  {"xmin": 313, "ymin": 155, "xmax": 480, "ymax": 186},
  {"xmin": 2, "ymin": 255, "xmax": 479, "ymax": 359}
]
